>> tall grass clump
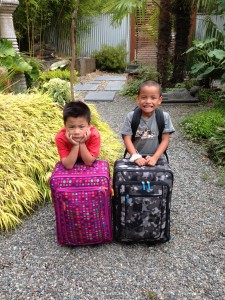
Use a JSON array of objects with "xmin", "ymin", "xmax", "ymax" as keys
[{"xmin": 0, "ymin": 93, "xmax": 122, "ymax": 231}]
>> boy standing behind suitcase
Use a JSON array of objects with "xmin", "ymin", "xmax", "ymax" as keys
[
  {"xmin": 121, "ymin": 80, "xmax": 175, "ymax": 166},
  {"xmin": 55, "ymin": 101, "xmax": 100, "ymax": 169}
]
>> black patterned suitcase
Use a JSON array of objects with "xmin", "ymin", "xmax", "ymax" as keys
[{"xmin": 113, "ymin": 158, "xmax": 174, "ymax": 243}]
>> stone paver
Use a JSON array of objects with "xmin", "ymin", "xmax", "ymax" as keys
[
  {"xmin": 74, "ymin": 83, "xmax": 100, "ymax": 91},
  {"xmin": 84, "ymin": 91, "xmax": 116, "ymax": 101},
  {"xmin": 104, "ymin": 81, "xmax": 126, "ymax": 91},
  {"xmin": 94, "ymin": 75, "xmax": 127, "ymax": 81}
]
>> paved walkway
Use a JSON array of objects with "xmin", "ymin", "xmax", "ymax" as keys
[{"xmin": 74, "ymin": 74, "xmax": 127, "ymax": 101}]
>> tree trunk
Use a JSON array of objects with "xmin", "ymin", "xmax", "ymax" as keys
[
  {"xmin": 70, "ymin": 0, "xmax": 79, "ymax": 101},
  {"xmin": 157, "ymin": 0, "xmax": 172, "ymax": 87},
  {"xmin": 171, "ymin": 0, "xmax": 192, "ymax": 84}
]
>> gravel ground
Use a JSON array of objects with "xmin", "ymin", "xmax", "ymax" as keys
[{"xmin": 0, "ymin": 90, "xmax": 225, "ymax": 300}]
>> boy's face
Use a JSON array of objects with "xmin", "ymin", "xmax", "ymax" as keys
[
  {"xmin": 136, "ymin": 85, "xmax": 162, "ymax": 117},
  {"xmin": 65, "ymin": 116, "xmax": 90, "ymax": 142}
]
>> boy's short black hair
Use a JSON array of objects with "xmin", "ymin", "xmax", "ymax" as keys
[
  {"xmin": 138, "ymin": 80, "xmax": 162, "ymax": 96},
  {"xmin": 63, "ymin": 101, "xmax": 91, "ymax": 124}
]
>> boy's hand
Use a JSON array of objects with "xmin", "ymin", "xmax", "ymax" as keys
[
  {"xmin": 65, "ymin": 131, "xmax": 79, "ymax": 146},
  {"xmin": 79, "ymin": 128, "xmax": 91, "ymax": 144},
  {"xmin": 145, "ymin": 155, "xmax": 157, "ymax": 166},
  {"xmin": 135, "ymin": 157, "xmax": 146, "ymax": 167}
]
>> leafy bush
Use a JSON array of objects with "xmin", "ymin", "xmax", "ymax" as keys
[
  {"xmin": 180, "ymin": 109, "xmax": 225, "ymax": 140},
  {"xmin": 0, "ymin": 39, "xmax": 35, "ymax": 92},
  {"xmin": 186, "ymin": 38, "xmax": 225, "ymax": 86},
  {"xmin": 0, "ymin": 93, "xmax": 123, "ymax": 231},
  {"xmin": 93, "ymin": 43, "xmax": 127, "ymax": 73},
  {"xmin": 199, "ymin": 88, "xmax": 225, "ymax": 107},
  {"xmin": 42, "ymin": 78, "xmax": 71, "ymax": 104},
  {"xmin": 39, "ymin": 69, "xmax": 78, "ymax": 85},
  {"xmin": 121, "ymin": 65, "xmax": 159, "ymax": 97},
  {"xmin": 24, "ymin": 56, "xmax": 43, "ymax": 88},
  {"xmin": 174, "ymin": 79, "xmax": 199, "ymax": 90},
  {"xmin": 208, "ymin": 122, "xmax": 225, "ymax": 166}
]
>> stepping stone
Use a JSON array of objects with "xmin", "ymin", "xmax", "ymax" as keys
[
  {"xmin": 84, "ymin": 91, "xmax": 116, "ymax": 101},
  {"xmin": 74, "ymin": 83, "xmax": 100, "ymax": 91},
  {"xmin": 94, "ymin": 75, "xmax": 127, "ymax": 81},
  {"xmin": 104, "ymin": 81, "xmax": 126, "ymax": 91},
  {"xmin": 89, "ymin": 81, "xmax": 102, "ymax": 84}
]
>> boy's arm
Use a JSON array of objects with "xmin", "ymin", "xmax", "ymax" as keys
[
  {"xmin": 123, "ymin": 135, "xmax": 146, "ymax": 166},
  {"xmin": 79, "ymin": 142, "xmax": 96, "ymax": 166},
  {"xmin": 61, "ymin": 144, "xmax": 80, "ymax": 169},
  {"xmin": 146, "ymin": 132, "xmax": 170, "ymax": 166}
]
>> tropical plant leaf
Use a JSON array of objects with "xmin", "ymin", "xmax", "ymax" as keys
[{"xmin": 208, "ymin": 49, "xmax": 225, "ymax": 60}]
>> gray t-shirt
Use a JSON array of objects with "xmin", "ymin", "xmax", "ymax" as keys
[{"xmin": 121, "ymin": 110, "xmax": 175, "ymax": 156}]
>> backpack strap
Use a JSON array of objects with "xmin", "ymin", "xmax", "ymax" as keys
[
  {"xmin": 124, "ymin": 107, "xmax": 169, "ymax": 163},
  {"xmin": 155, "ymin": 109, "xmax": 169, "ymax": 163},
  {"xmin": 123, "ymin": 106, "xmax": 141, "ymax": 157}
]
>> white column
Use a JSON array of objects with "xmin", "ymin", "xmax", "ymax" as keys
[{"xmin": 0, "ymin": 0, "xmax": 27, "ymax": 91}]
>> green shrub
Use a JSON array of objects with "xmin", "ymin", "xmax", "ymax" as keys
[
  {"xmin": 39, "ymin": 69, "xmax": 78, "ymax": 85},
  {"xmin": 93, "ymin": 43, "xmax": 127, "ymax": 73},
  {"xmin": 42, "ymin": 78, "xmax": 71, "ymax": 104},
  {"xmin": 198, "ymin": 88, "xmax": 225, "ymax": 107},
  {"xmin": 24, "ymin": 57, "xmax": 43, "ymax": 88},
  {"xmin": 208, "ymin": 122, "xmax": 225, "ymax": 166},
  {"xmin": 186, "ymin": 38, "xmax": 225, "ymax": 86},
  {"xmin": 0, "ymin": 93, "xmax": 123, "ymax": 231},
  {"xmin": 174, "ymin": 79, "xmax": 199, "ymax": 90},
  {"xmin": 121, "ymin": 78, "xmax": 143, "ymax": 97},
  {"xmin": 180, "ymin": 109, "xmax": 225, "ymax": 141},
  {"xmin": 121, "ymin": 65, "xmax": 159, "ymax": 97}
]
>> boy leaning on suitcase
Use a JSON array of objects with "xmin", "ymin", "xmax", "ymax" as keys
[
  {"xmin": 51, "ymin": 101, "xmax": 112, "ymax": 246},
  {"xmin": 121, "ymin": 80, "xmax": 175, "ymax": 165},
  {"xmin": 55, "ymin": 101, "xmax": 100, "ymax": 169}
]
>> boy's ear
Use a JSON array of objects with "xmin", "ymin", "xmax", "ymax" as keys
[
  {"xmin": 135, "ymin": 95, "xmax": 139, "ymax": 104},
  {"xmin": 159, "ymin": 95, "xmax": 163, "ymax": 104}
]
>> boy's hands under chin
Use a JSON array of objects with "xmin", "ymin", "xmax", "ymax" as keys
[
  {"xmin": 79, "ymin": 128, "xmax": 91, "ymax": 144},
  {"xmin": 65, "ymin": 128, "xmax": 91, "ymax": 146},
  {"xmin": 65, "ymin": 131, "xmax": 79, "ymax": 146}
]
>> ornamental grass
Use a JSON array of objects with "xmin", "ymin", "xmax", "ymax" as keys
[{"xmin": 0, "ymin": 93, "xmax": 123, "ymax": 231}]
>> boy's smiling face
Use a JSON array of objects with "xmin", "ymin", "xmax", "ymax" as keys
[
  {"xmin": 136, "ymin": 85, "xmax": 162, "ymax": 118},
  {"xmin": 65, "ymin": 116, "xmax": 89, "ymax": 142}
]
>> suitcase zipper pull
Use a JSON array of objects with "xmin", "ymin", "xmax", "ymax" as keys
[
  {"xmin": 146, "ymin": 181, "xmax": 152, "ymax": 192},
  {"xmin": 125, "ymin": 194, "xmax": 131, "ymax": 204},
  {"xmin": 141, "ymin": 181, "xmax": 146, "ymax": 191}
]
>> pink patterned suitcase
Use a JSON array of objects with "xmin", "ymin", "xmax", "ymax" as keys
[{"xmin": 50, "ymin": 160, "xmax": 112, "ymax": 246}]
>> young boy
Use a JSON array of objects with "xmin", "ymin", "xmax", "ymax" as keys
[
  {"xmin": 55, "ymin": 101, "xmax": 100, "ymax": 169},
  {"xmin": 121, "ymin": 80, "xmax": 175, "ymax": 167}
]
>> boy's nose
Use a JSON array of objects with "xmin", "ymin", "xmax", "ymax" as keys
[{"xmin": 74, "ymin": 128, "xmax": 80, "ymax": 133}]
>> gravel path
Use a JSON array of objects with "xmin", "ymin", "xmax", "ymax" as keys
[{"xmin": 0, "ymin": 92, "xmax": 224, "ymax": 300}]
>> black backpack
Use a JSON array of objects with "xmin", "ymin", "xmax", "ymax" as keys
[{"xmin": 124, "ymin": 107, "xmax": 169, "ymax": 162}]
